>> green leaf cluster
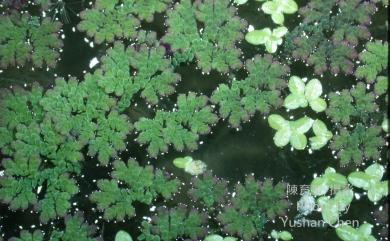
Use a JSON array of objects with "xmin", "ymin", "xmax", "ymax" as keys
[
  {"xmin": 317, "ymin": 188, "xmax": 354, "ymax": 225},
  {"xmin": 10, "ymin": 213, "xmax": 100, "ymax": 241},
  {"xmin": 40, "ymin": 77, "xmax": 132, "ymax": 165},
  {"xmin": 374, "ymin": 76, "xmax": 388, "ymax": 96},
  {"xmin": 9, "ymin": 230, "xmax": 44, "ymax": 241},
  {"xmin": 326, "ymin": 82, "xmax": 378, "ymax": 125},
  {"xmin": 245, "ymin": 27, "xmax": 288, "ymax": 53},
  {"xmin": 310, "ymin": 167, "xmax": 353, "ymax": 225},
  {"xmin": 348, "ymin": 163, "xmax": 388, "ymax": 202},
  {"xmin": 135, "ymin": 92, "xmax": 218, "ymax": 157},
  {"xmin": 0, "ymin": 13, "xmax": 62, "ymax": 68},
  {"xmin": 211, "ymin": 55, "xmax": 290, "ymax": 127},
  {"xmin": 188, "ymin": 171, "xmax": 228, "ymax": 209},
  {"xmin": 217, "ymin": 176, "xmax": 288, "ymax": 240},
  {"xmin": 336, "ymin": 223, "xmax": 376, "ymax": 241},
  {"xmin": 268, "ymin": 115, "xmax": 332, "ymax": 150},
  {"xmin": 0, "ymin": 77, "xmax": 132, "ymax": 222},
  {"xmin": 355, "ymin": 41, "xmax": 388, "ymax": 83},
  {"xmin": 93, "ymin": 40, "xmax": 180, "ymax": 110},
  {"xmin": 78, "ymin": 0, "xmax": 171, "ymax": 43},
  {"xmin": 90, "ymin": 159, "xmax": 179, "ymax": 221},
  {"xmin": 115, "ymin": 230, "xmax": 133, "ymax": 241},
  {"xmin": 284, "ymin": 0, "xmax": 376, "ymax": 75},
  {"xmin": 270, "ymin": 230, "xmax": 293, "ymax": 241},
  {"xmin": 283, "ymin": 76, "xmax": 327, "ymax": 113},
  {"xmin": 261, "ymin": 0, "xmax": 298, "ymax": 25},
  {"xmin": 163, "ymin": 0, "xmax": 247, "ymax": 73},
  {"xmin": 138, "ymin": 206, "xmax": 208, "ymax": 241},
  {"xmin": 0, "ymin": 85, "xmax": 83, "ymax": 222},
  {"xmin": 330, "ymin": 124, "xmax": 384, "ymax": 166}
]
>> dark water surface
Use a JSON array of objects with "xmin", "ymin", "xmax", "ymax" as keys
[{"xmin": 0, "ymin": 0, "xmax": 388, "ymax": 240}]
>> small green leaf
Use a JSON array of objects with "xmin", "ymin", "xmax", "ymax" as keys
[
  {"xmin": 273, "ymin": 26, "xmax": 288, "ymax": 38},
  {"xmin": 381, "ymin": 117, "xmax": 388, "ymax": 132},
  {"xmin": 290, "ymin": 131, "xmax": 307, "ymax": 150},
  {"xmin": 321, "ymin": 199, "xmax": 339, "ymax": 224},
  {"xmin": 290, "ymin": 117, "xmax": 314, "ymax": 134},
  {"xmin": 224, "ymin": 238, "xmax": 238, "ymax": 241},
  {"xmin": 310, "ymin": 177, "xmax": 329, "ymax": 196},
  {"xmin": 336, "ymin": 224, "xmax": 360, "ymax": 241},
  {"xmin": 268, "ymin": 114, "xmax": 289, "ymax": 130},
  {"xmin": 265, "ymin": 39, "xmax": 279, "ymax": 53},
  {"xmin": 204, "ymin": 235, "xmax": 224, "ymax": 241},
  {"xmin": 115, "ymin": 230, "xmax": 133, "ymax": 241},
  {"xmin": 262, "ymin": 1, "xmax": 279, "ymax": 14},
  {"xmin": 365, "ymin": 163, "xmax": 385, "ymax": 181},
  {"xmin": 325, "ymin": 172, "xmax": 348, "ymax": 190},
  {"xmin": 284, "ymin": 94, "xmax": 307, "ymax": 109},
  {"xmin": 334, "ymin": 188, "xmax": 353, "ymax": 211},
  {"xmin": 304, "ymin": 79, "xmax": 323, "ymax": 101},
  {"xmin": 279, "ymin": 231, "xmax": 293, "ymax": 240},
  {"xmin": 312, "ymin": 120, "xmax": 332, "ymax": 139},
  {"xmin": 309, "ymin": 98, "xmax": 327, "ymax": 112},
  {"xmin": 348, "ymin": 172, "xmax": 371, "ymax": 190},
  {"xmin": 357, "ymin": 223, "xmax": 373, "ymax": 237},
  {"xmin": 309, "ymin": 135, "xmax": 329, "ymax": 150},
  {"xmin": 173, "ymin": 156, "xmax": 193, "ymax": 169},
  {"xmin": 245, "ymin": 29, "xmax": 271, "ymax": 45},
  {"xmin": 288, "ymin": 76, "xmax": 305, "ymax": 94},
  {"xmin": 271, "ymin": 12, "xmax": 285, "ymax": 25},
  {"xmin": 274, "ymin": 128, "xmax": 291, "ymax": 147},
  {"xmin": 367, "ymin": 181, "xmax": 387, "ymax": 202}
]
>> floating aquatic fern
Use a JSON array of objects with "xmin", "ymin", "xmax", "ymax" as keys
[
  {"xmin": 374, "ymin": 76, "xmax": 388, "ymax": 96},
  {"xmin": 283, "ymin": 76, "xmax": 327, "ymax": 113},
  {"xmin": 90, "ymin": 159, "xmax": 179, "ymax": 221},
  {"xmin": 0, "ymin": 84, "xmax": 84, "ymax": 222},
  {"xmin": 11, "ymin": 213, "xmax": 100, "ymax": 241},
  {"xmin": 135, "ymin": 92, "xmax": 218, "ymax": 157},
  {"xmin": 0, "ymin": 158, "xmax": 79, "ymax": 222},
  {"xmin": 0, "ymin": 13, "xmax": 62, "ymax": 68},
  {"xmin": 310, "ymin": 167, "xmax": 353, "ymax": 225},
  {"xmin": 348, "ymin": 163, "xmax": 388, "ymax": 202},
  {"xmin": 330, "ymin": 124, "xmax": 385, "ymax": 166},
  {"xmin": 217, "ymin": 175, "xmax": 288, "ymax": 240},
  {"xmin": 284, "ymin": 0, "xmax": 376, "ymax": 75},
  {"xmin": 173, "ymin": 156, "xmax": 207, "ymax": 175},
  {"xmin": 268, "ymin": 115, "xmax": 332, "ymax": 150},
  {"xmin": 188, "ymin": 171, "xmax": 228, "ymax": 209},
  {"xmin": 9, "ymin": 230, "xmax": 44, "ymax": 241},
  {"xmin": 211, "ymin": 55, "xmax": 290, "ymax": 127},
  {"xmin": 77, "ymin": 0, "xmax": 139, "ymax": 44},
  {"xmin": 204, "ymin": 235, "xmax": 238, "ymax": 241},
  {"xmin": 261, "ymin": 0, "xmax": 298, "ymax": 25},
  {"xmin": 163, "ymin": 0, "xmax": 247, "ymax": 72},
  {"xmin": 245, "ymin": 27, "xmax": 288, "ymax": 53},
  {"xmin": 94, "ymin": 39, "xmax": 180, "ymax": 110},
  {"xmin": 270, "ymin": 230, "xmax": 293, "ymax": 241},
  {"xmin": 40, "ymin": 77, "xmax": 132, "ymax": 165},
  {"xmin": 326, "ymin": 82, "xmax": 378, "ymax": 125},
  {"xmin": 355, "ymin": 41, "xmax": 388, "ymax": 83},
  {"xmin": 336, "ymin": 223, "xmax": 377, "ymax": 241},
  {"xmin": 138, "ymin": 206, "xmax": 208, "ymax": 241}
]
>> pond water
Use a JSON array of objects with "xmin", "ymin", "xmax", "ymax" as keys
[{"xmin": 0, "ymin": 0, "xmax": 388, "ymax": 241}]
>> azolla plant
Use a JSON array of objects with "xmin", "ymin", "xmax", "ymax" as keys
[{"xmin": 0, "ymin": 0, "xmax": 388, "ymax": 240}]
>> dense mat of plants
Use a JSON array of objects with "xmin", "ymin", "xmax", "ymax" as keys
[{"xmin": 0, "ymin": 0, "xmax": 388, "ymax": 240}]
